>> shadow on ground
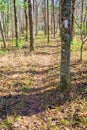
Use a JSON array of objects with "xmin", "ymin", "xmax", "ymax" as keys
[
  {"xmin": 35, "ymin": 45, "xmax": 60, "ymax": 49},
  {"xmin": 0, "ymin": 87, "xmax": 71, "ymax": 119},
  {"xmin": 0, "ymin": 73, "xmax": 87, "ymax": 120}
]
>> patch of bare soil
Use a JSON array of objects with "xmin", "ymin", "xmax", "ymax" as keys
[{"xmin": 0, "ymin": 37, "xmax": 87, "ymax": 130}]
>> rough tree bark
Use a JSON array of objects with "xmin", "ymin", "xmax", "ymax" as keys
[{"xmin": 60, "ymin": 0, "xmax": 75, "ymax": 89}]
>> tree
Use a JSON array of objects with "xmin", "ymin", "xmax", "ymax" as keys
[
  {"xmin": 0, "ymin": 15, "xmax": 6, "ymax": 48},
  {"xmin": 52, "ymin": 0, "xmax": 55, "ymax": 37},
  {"xmin": 47, "ymin": 0, "xmax": 49, "ymax": 43},
  {"xmin": 60, "ymin": 0, "xmax": 75, "ymax": 89},
  {"xmin": 85, "ymin": 6, "xmax": 87, "ymax": 35},
  {"xmin": 43, "ymin": 0, "xmax": 46, "ymax": 35},
  {"xmin": 13, "ymin": 0, "xmax": 18, "ymax": 47},
  {"xmin": 24, "ymin": 0, "xmax": 28, "ymax": 41},
  {"xmin": 74, "ymin": 0, "xmax": 87, "ymax": 61},
  {"xmin": 35, "ymin": 0, "xmax": 38, "ymax": 36},
  {"xmin": 0, "ymin": 0, "xmax": 7, "ymax": 48},
  {"xmin": 28, "ymin": 0, "xmax": 34, "ymax": 52}
]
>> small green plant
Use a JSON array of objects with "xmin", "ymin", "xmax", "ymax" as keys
[
  {"xmin": 18, "ymin": 37, "xmax": 23, "ymax": 49},
  {"xmin": 85, "ymin": 117, "xmax": 87, "ymax": 123},
  {"xmin": 12, "ymin": 37, "xmax": 23, "ymax": 49},
  {"xmin": 40, "ymin": 34, "xmax": 46, "ymax": 39},
  {"xmin": 47, "ymin": 117, "xmax": 52, "ymax": 127},
  {"xmin": 0, "ymin": 118, "xmax": 13, "ymax": 129},
  {"xmin": 60, "ymin": 119, "xmax": 69, "ymax": 125},
  {"xmin": 22, "ymin": 86, "xmax": 29, "ymax": 93},
  {"xmin": 7, "ymin": 118, "xmax": 13, "ymax": 126},
  {"xmin": 26, "ymin": 79, "xmax": 32, "ymax": 86},
  {"xmin": 0, "ymin": 50, "xmax": 4, "ymax": 55},
  {"xmin": 0, "ymin": 123, "xmax": 8, "ymax": 129},
  {"xmin": 15, "ymin": 115, "xmax": 21, "ymax": 121},
  {"xmin": 52, "ymin": 126, "xmax": 60, "ymax": 130},
  {"xmin": 81, "ymin": 117, "xmax": 87, "ymax": 124},
  {"xmin": 0, "ymin": 48, "xmax": 10, "ymax": 55},
  {"xmin": 71, "ymin": 38, "xmax": 81, "ymax": 51},
  {"xmin": 38, "ymin": 31, "xmax": 46, "ymax": 39},
  {"xmin": 22, "ymin": 79, "xmax": 33, "ymax": 93},
  {"xmin": 0, "ymin": 97, "xmax": 5, "ymax": 104}
]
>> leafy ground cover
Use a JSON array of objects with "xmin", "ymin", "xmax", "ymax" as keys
[{"xmin": 0, "ymin": 35, "xmax": 87, "ymax": 130}]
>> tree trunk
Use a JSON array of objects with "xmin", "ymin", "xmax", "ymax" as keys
[
  {"xmin": 60, "ymin": 0, "xmax": 74, "ymax": 89},
  {"xmin": 51, "ymin": 10, "xmax": 53, "ymax": 34},
  {"xmin": 47, "ymin": 0, "xmax": 49, "ymax": 43},
  {"xmin": 28, "ymin": 0, "xmax": 34, "ymax": 52},
  {"xmin": 81, "ymin": 0, "xmax": 84, "ymax": 31},
  {"xmin": 52, "ymin": 0, "xmax": 55, "ymax": 37},
  {"xmin": 0, "ymin": 16, "xmax": 6, "ymax": 48},
  {"xmin": 13, "ymin": 0, "xmax": 18, "ymax": 47},
  {"xmin": 43, "ymin": 0, "xmax": 47, "ymax": 35},
  {"xmin": 86, "ymin": 6, "xmax": 87, "ymax": 36},
  {"xmin": 24, "ymin": 0, "xmax": 28, "ymax": 41},
  {"xmin": 35, "ymin": 0, "xmax": 38, "ymax": 36}
]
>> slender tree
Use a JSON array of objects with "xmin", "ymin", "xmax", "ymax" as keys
[
  {"xmin": 0, "ymin": 15, "xmax": 6, "ymax": 48},
  {"xmin": 43, "ymin": 0, "xmax": 47, "ymax": 35},
  {"xmin": 86, "ymin": 6, "xmax": 87, "ymax": 35},
  {"xmin": 28, "ymin": 0, "xmax": 34, "ymax": 52},
  {"xmin": 13, "ymin": 0, "xmax": 18, "ymax": 47},
  {"xmin": 24, "ymin": 0, "xmax": 28, "ymax": 41},
  {"xmin": 47, "ymin": 0, "xmax": 49, "ymax": 43},
  {"xmin": 52, "ymin": 0, "xmax": 55, "ymax": 37},
  {"xmin": 81, "ymin": 0, "xmax": 84, "ymax": 31},
  {"xmin": 35, "ymin": 0, "xmax": 38, "ymax": 36}
]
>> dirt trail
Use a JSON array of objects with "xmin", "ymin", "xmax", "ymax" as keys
[
  {"xmin": 0, "ymin": 38, "xmax": 61, "ymax": 130},
  {"xmin": 0, "ymin": 37, "xmax": 87, "ymax": 130}
]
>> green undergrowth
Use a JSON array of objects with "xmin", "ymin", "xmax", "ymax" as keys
[
  {"xmin": 0, "ymin": 48, "xmax": 10, "ymax": 55},
  {"xmin": 22, "ymin": 78, "xmax": 33, "ymax": 93},
  {"xmin": 12, "ymin": 37, "xmax": 23, "ymax": 49},
  {"xmin": 71, "ymin": 38, "xmax": 81, "ymax": 51}
]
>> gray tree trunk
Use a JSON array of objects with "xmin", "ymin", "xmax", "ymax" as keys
[
  {"xmin": 60, "ymin": 0, "xmax": 74, "ymax": 89},
  {"xmin": 35, "ymin": 0, "xmax": 38, "ymax": 36},
  {"xmin": 0, "ymin": 15, "xmax": 6, "ymax": 48},
  {"xmin": 52, "ymin": 0, "xmax": 55, "ymax": 37},
  {"xmin": 47, "ymin": 0, "xmax": 49, "ymax": 43},
  {"xmin": 43, "ymin": 0, "xmax": 47, "ymax": 35}
]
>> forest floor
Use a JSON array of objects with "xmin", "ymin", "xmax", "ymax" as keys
[{"xmin": 0, "ymin": 35, "xmax": 87, "ymax": 130}]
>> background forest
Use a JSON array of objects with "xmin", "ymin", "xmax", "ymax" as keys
[{"xmin": 0, "ymin": 0, "xmax": 87, "ymax": 130}]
